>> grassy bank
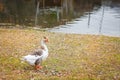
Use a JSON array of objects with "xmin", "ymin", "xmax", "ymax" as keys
[{"xmin": 0, "ymin": 28, "xmax": 120, "ymax": 80}]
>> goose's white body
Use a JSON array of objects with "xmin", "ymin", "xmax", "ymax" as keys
[
  {"xmin": 23, "ymin": 54, "xmax": 42, "ymax": 65},
  {"xmin": 22, "ymin": 39, "xmax": 48, "ymax": 66}
]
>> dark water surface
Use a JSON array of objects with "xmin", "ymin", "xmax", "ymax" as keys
[{"xmin": 0, "ymin": 0, "xmax": 120, "ymax": 37}]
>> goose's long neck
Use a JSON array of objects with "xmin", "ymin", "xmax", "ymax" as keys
[{"xmin": 41, "ymin": 40, "xmax": 48, "ymax": 52}]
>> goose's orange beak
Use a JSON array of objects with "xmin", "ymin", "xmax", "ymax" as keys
[
  {"xmin": 43, "ymin": 36, "xmax": 49, "ymax": 43},
  {"xmin": 45, "ymin": 39, "xmax": 48, "ymax": 42}
]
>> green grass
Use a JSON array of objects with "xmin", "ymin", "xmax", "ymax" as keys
[{"xmin": 0, "ymin": 28, "xmax": 120, "ymax": 80}]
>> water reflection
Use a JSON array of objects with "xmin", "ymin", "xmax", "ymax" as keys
[
  {"xmin": 35, "ymin": 0, "xmax": 102, "ymax": 28},
  {"xmin": 0, "ymin": 0, "xmax": 120, "ymax": 37},
  {"xmin": 49, "ymin": 0, "xmax": 120, "ymax": 37},
  {"xmin": 0, "ymin": 0, "xmax": 102, "ymax": 27}
]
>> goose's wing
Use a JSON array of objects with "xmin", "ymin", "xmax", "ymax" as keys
[
  {"xmin": 22, "ymin": 55, "xmax": 42, "ymax": 65},
  {"xmin": 31, "ymin": 49, "xmax": 43, "ymax": 56},
  {"xmin": 22, "ymin": 49, "xmax": 43, "ymax": 65},
  {"xmin": 35, "ymin": 58, "xmax": 42, "ymax": 65}
]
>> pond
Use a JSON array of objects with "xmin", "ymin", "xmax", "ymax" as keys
[
  {"xmin": 48, "ymin": 0, "xmax": 120, "ymax": 37},
  {"xmin": 0, "ymin": 0, "xmax": 120, "ymax": 37}
]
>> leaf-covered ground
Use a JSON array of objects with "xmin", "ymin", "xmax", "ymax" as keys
[{"xmin": 0, "ymin": 28, "xmax": 120, "ymax": 80}]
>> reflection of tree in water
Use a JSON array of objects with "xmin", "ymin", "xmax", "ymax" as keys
[
  {"xmin": 0, "ymin": 0, "xmax": 35, "ymax": 26},
  {"xmin": 39, "ymin": 0, "xmax": 120, "ymax": 29},
  {"xmin": 0, "ymin": 0, "xmax": 119, "ymax": 28}
]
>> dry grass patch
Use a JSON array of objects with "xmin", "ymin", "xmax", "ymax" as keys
[{"xmin": 0, "ymin": 28, "xmax": 120, "ymax": 80}]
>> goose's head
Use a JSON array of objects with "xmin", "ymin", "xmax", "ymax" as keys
[
  {"xmin": 41, "ymin": 36, "xmax": 48, "ymax": 44},
  {"xmin": 43, "ymin": 36, "xmax": 48, "ymax": 43}
]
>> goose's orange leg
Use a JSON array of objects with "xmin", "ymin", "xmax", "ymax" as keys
[{"xmin": 35, "ymin": 65, "xmax": 42, "ymax": 70}]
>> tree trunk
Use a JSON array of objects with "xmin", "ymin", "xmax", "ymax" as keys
[{"xmin": 35, "ymin": 1, "xmax": 40, "ymax": 26}]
